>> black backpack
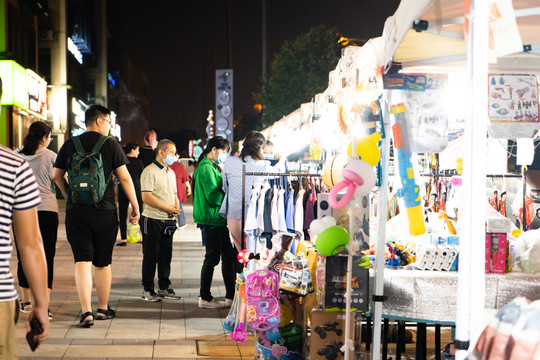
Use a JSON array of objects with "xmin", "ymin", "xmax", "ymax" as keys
[{"xmin": 67, "ymin": 135, "xmax": 112, "ymax": 204}]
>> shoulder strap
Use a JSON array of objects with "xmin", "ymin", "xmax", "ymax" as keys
[
  {"xmin": 91, "ymin": 135, "xmax": 110, "ymax": 154},
  {"xmin": 73, "ymin": 136, "xmax": 85, "ymax": 154}
]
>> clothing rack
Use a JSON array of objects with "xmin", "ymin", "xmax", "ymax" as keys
[{"xmin": 240, "ymin": 164, "xmax": 322, "ymax": 250}]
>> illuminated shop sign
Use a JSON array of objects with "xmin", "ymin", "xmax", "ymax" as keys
[
  {"xmin": 71, "ymin": 97, "xmax": 88, "ymax": 136},
  {"xmin": 68, "ymin": 37, "xmax": 83, "ymax": 64},
  {"xmin": 0, "ymin": 60, "xmax": 27, "ymax": 110},
  {"xmin": 26, "ymin": 70, "xmax": 47, "ymax": 119}
]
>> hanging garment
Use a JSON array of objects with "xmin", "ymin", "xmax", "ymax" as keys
[
  {"xmin": 244, "ymin": 185, "xmax": 261, "ymax": 255},
  {"xmin": 285, "ymin": 187, "xmax": 295, "ymax": 233},
  {"xmin": 303, "ymin": 189, "xmax": 315, "ymax": 240},
  {"xmin": 271, "ymin": 184, "xmax": 279, "ymax": 231},
  {"xmin": 277, "ymin": 187, "xmax": 287, "ymax": 233},
  {"xmin": 257, "ymin": 183, "xmax": 270, "ymax": 235},
  {"xmin": 261, "ymin": 186, "xmax": 274, "ymax": 247}
]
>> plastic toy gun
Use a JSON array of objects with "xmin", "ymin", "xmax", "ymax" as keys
[{"xmin": 390, "ymin": 103, "xmax": 426, "ymax": 235}]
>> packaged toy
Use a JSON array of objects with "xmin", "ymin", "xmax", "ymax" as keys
[{"xmin": 245, "ymin": 270, "xmax": 280, "ymax": 331}]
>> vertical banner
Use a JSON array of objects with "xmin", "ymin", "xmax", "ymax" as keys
[{"xmin": 215, "ymin": 69, "xmax": 233, "ymax": 142}]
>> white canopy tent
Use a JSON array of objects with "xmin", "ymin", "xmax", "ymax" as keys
[{"xmin": 372, "ymin": 1, "xmax": 540, "ymax": 359}]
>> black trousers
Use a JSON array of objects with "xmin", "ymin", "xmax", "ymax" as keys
[
  {"xmin": 199, "ymin": 225, "xmax": 237, "ymax": 301},
  {"xmin": 16, "ymin": 211, "xmax": 59, "ymax": 289},
  {"xmin": 140, "ymin": 216, "xmax": 176, "ymax": 291}
]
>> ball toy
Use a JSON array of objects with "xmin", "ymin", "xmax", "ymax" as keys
[
  {"xmin": 347, "ymin": 132, "xmax": 381, "ymax": 166},
  {"xmin": 282, "ymin": 323, "xmax": 303, "ymax": 351},
  {"xmin": 322, "ymin": 154, "xmax": 348, "ymax": 190},
  {"xmin": 321, "ymin": 216, "xmax": 337, "ymax": 227},
  {"xmin": 315, "ymin": 225, "xmax": 349, "ymax": 256}
]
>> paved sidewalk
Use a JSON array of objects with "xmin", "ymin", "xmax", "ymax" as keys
[{"xmin": 11, "ymin": 202, "xmax": 254, "ymax": 359}]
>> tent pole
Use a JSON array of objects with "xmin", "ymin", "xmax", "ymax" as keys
[
  {"xmin": 455, "ymin": 0, "xmax": 487, "ymax": 358},
  {"xmin": 371, "ymin": 103, "xmax": 390, "ymax": 360}
]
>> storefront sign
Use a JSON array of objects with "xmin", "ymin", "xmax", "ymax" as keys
[
  {"xmin": 26, "ymin": 69, "xmax": 47, "ymax": 119},
  {"xmin": 71, "ymin": 98, "xmax": 88, "ymax": 136},
  {"xmin": 0, "ymin": 60, "xmax": 27, "ymax": 110},
  {"xmin": 68, "ymin": 37, "xmax": 83, "ymax": 64}
]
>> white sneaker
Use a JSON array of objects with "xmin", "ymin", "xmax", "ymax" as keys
[
  {"xmin": 223, "ymin": 298, "xmax": 233, "ymax": 307},
  {"xmin": 198, "ymin": 298, "xmax": 226, "ymax": 309}
]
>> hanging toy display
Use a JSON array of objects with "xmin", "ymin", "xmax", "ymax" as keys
[
  {"xmin": 328, "ymin": 159, "xmax": 376, "ymax": 209},
  {"xmin": 346, "ymin": 132, "xmax": 382, "ymax": 166},
  {"xmin": 245, "ymin": 270, "xmax": 280, "ymax": 332},
  {"xmin": 321, "ymin": 154, "xmax": 349, "ymax": 190},
  {"xmin": 230, "ymin": 275, "xmax": 248, "ymax": 342},
  {"xmin": 390, "ymin": 103, "xmax": 427, "ymax": 236}
]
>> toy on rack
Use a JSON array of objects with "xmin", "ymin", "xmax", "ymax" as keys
[
  {"xmin": 231, "ymin": 275, "xmax": 248, "ymax": 342},
  {"xmin": 237, "ymin": 249, "xmax": 260, "ymax": 264},
  {"xmin": 390, "ymin": 103, "xmax": 426, "ymax": 236},
  {"xmin": 386, "ymin": 241, "xmax": 416, "ymax": 267},
  {"xmin": 245, "ymin": 270, "xmax": 280, "ymax": 331},
  {"xmin": 329, "ymin": 159, "xmax": 376, "ymax": 209}
]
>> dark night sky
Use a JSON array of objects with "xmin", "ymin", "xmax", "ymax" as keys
[{"xmin": 107, "ymin": 1, "xmax": 399, "ymax": 149}]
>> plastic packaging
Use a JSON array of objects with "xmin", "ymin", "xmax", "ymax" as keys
[{"xmin": 127, "ymin": 222, "xmax": 141, "ymax": 243}]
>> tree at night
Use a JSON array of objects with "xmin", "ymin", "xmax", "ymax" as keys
[{"xmin": 254, "ymin": 25, "xmax": 342, "ymax": 127}]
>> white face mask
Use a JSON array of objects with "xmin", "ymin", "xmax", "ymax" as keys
[
  {"xmin": 164, "ymin": 155, "xmax": 176, "ymax": 166},
  {"xmin": 216, "ymin": 152, "xmax": 227, "ymax": 165}
]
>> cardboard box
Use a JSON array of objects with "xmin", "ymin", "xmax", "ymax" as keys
[
  {"xmin": 485, "ymin": 233, "xmax": 507, "ymax": 273},
  {"xmin": 310, "ymin": 310, "xmax": 355, "ymax": 360}
]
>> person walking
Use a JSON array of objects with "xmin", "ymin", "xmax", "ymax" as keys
[
  {"xmin": 0, "ymin": 77, "xmax": 49, "ymax": 357},
  {"xmin": 117, "ymin": 143, "xmax": 144, "ymax": 246},
  {"xmin": 140, "ymin": 139, "xmax": 181, "ymax": 301},
  {"xmin": 193, "ymin": 136, "xmax": 235, "ymax": 309},
  {"xmin": 138, "ymin": 130, "xmax": 157, "ymax": 168},
  {"xmin": 53, "ymin": 105, "xmax": 140, "ymax": 327},
  {"xmin": 15, "ymin": 121, "xmax": 58, "ymax": 320},
  {"xmin": 170, "ymin": 158, "xmax": 191, "ymax": 229}
]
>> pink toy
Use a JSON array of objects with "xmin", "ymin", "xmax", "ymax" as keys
[
  {"xmin": 246, "ymin": 270, "xmax": 280, "ymax": 331},
  {"xmin": 237, "ymin": 250, "xmax": 260, "ymax": 264},
  {"xmin": 329, "ymin": 159, "xmax": 376, "ymax": 209},
  {"xmin": 231, "ymin": 281, "xmax": 247, "ymax": 342}
]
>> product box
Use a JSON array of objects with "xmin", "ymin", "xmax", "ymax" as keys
[
  {"xmin": 310, "ymin": 310, "xmax": 355, "ymax": 360},
  {"xmin": 324, "ymin": 256, "xmax": 369, "ymax": 312},
  {"xmin": 485, "ymin": 233, "xmax": 507, "ymax": 273},
  {"xmin": 486, "ymin": 218, "xmax": 511, "ymax": 234}
]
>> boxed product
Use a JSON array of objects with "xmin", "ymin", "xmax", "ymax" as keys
[
  {"xmin": 485, "ymin": 233, "xmax": 507, "ymax": 273},
  {"xmin": 310, "ymin": 310, "xmax": 355, "ymax": 360},
  {"xmin": 324, "ymin": 256, "xmax": 369, "ymax": 312},
  {"xmin": 486, "ymin": 217, "xmax": 511, "ymax": 234}
]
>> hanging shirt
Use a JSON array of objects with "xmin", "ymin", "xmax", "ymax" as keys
[
  {"xmin": 257, "ymin": 183, "xmax": 270, "ymax": 235},
  {"xmin": 244, "ymin": 185, "xmax": 261, "ymax": 259},
  {"xmin": 277, "ymin": 188, "xmax": 288, "ymax": 233},
  {"xmin": 271, "ymin": 185, "xmax": 279, "ymax": 231},
  {"xmin": 285, "ymin": 188, "xmax": 295, "ymax": 233},
  {"xmin": 303, "ymin": 189, "xmax": 315, "ymax": 240}
]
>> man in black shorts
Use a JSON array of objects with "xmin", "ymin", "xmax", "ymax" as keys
[{"xmin": 53, "ymin": 105, "xmax": 140, "ymax": 327}]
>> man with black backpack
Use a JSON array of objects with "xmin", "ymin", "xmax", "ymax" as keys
[{"xmin": 52, "ymin": 105, "xmax": 140, "ymax": 328}]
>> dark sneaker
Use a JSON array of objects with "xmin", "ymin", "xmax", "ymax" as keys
[
  {"xmin": 158, "ymin": 288, "xmax": 181, "ymax": 300},
  {"xmin": 141, "ymin": 290, "xmax": 162, "ymax": 302}
]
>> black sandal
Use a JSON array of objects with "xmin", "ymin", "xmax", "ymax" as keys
[
  {"xmin": 79, "ymin": 311, "xmax": 94, "ymax": 327},
  {"xmin": 95, "ymin": 305, "xmax": 116, "ymax": 320}
]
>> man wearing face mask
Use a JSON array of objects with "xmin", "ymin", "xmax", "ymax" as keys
[{"xmin": 139, "ymin": 139, "xmax": 181, "ymax": 301}]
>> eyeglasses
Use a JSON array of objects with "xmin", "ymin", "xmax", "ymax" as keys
[{"xmin": 100, "ymin": 117, "xmax": 112, "ymax": 126}]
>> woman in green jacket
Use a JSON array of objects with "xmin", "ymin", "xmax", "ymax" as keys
[{"xmin": 193, "ymin": 136, "xmax": 236, "ymax": 309}]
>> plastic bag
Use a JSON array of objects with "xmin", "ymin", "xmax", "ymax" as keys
[{"xmin": 127, "ymin": 222, "xmax": 141, "ymax": 243}]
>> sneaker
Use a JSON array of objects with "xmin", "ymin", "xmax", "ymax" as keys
[
  {"xmin": 141, "ymin": 290, "xmax": 162, "ymax": 302},
  {"xmin": 223, "ymin": 298, "xmax": 233, "ymax": 307},
  {"xmin": 158, "ymin": 288, "xmax": 181, "ymax": 300},
  {"xmin": 198, "ymin": 298, "xmax": 226, "ymax": 309},
  {"xmin": 20, "ymin": 300, "xmax": 32, "ymax": 313},
  {"xmin": 48, "ymin": 309, "xmax": 53, "ymax": 319}
]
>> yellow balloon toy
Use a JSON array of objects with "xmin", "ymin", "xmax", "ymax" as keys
[{"xmin": 347, "ymin": 132, "xmax": 382, "ymax": 166}]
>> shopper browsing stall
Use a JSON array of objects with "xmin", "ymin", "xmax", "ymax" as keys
[{"xmin": 193, "ymin": 136, "xmax": 236, "ymax": 309}]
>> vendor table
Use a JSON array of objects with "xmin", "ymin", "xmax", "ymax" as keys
[
  {"xmin": 364, "ymin": 270, "xmax": 540, "ymax": 359},
  {"xmin": 382, "ymin": 269, "xmax": 540, "ymax": 324}
]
